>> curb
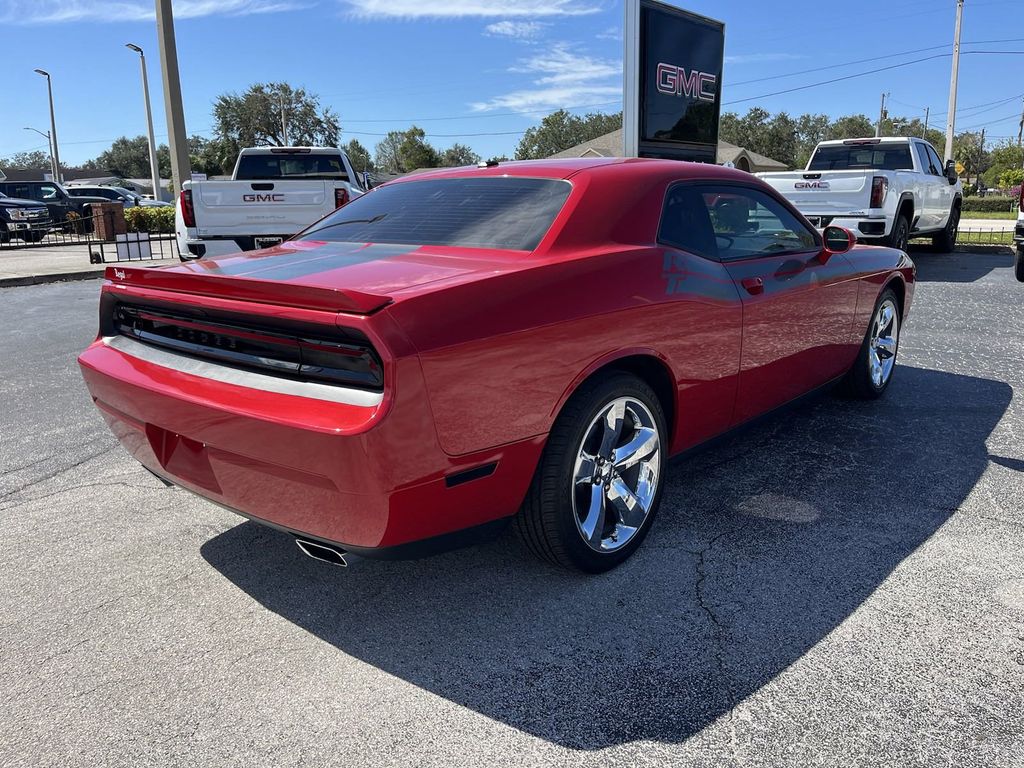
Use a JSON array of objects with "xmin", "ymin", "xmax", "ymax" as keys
[
  {"xmin": 953, "ymin": 244, "xmax": 1015, "ymax": 255},
  {"xmin": 0, "ymin": 269, "xmax": 105, "ymax": 289}
]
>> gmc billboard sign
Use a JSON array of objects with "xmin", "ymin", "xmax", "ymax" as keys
[{"xmin": 624, "ymin": 0, "xmax": 725, "ymax": 163}]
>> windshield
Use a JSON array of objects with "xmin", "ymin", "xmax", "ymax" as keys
[
  {"xmin": 298, "ymin": 177, "xmax": 572, "ymax": 251},
  {"xmin": 235, "ymin": 153, "xmax": 350, "ymax": 181},
  {"xmin": 808, "ymin": 144, "xmax": 914, "ymax": 171}
]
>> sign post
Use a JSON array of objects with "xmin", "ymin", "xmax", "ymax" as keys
[{"xmin": 624, "ymin": 0, "xmax": 725, "ymax": 162}]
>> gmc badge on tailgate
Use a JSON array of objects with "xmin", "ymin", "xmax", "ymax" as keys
[{"xmin": 243, "ymin": 194, "xmax": 285, "ymax": 202}]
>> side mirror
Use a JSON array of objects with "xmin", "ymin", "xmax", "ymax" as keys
[
  {"xmin": 945, "ymin": 160, "xmax": 958, "ymax": 185},
  {"xmin": 822, "ymin": 225, "xmax": 855, "ymax": 258}
]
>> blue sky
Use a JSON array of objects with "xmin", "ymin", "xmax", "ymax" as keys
[{"xmin": 1, "ymin": 0, "xmax": 1023, "ymax": 166}]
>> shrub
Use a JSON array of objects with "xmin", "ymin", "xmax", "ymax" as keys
[
  {"xmin": 125, "ymin": 205, "xmax": 175, "ymax": 233},
  {"xmin": 960, "ymin": 195, "xmax": 1016, "ymax": 213}
]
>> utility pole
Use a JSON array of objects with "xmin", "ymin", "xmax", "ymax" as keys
[
  {"xmin": 944, "ymin": 0, "xmax": 965, "ymax": 163},
  {"xmin": 280, "ymin": 94, "xmax": 290, "ymax": 146},
  {"xmin": 33, "ymin": 70, "xmax": 61, "ymax": 183},
  {"xmin": 155, "ymin": 0, "xmax": 192, "ymax": 194},
  {"xmin": 876, "ymin": 92, "xmax": 890, "ymax": 137},
  {"xmin": 126, "ymin": 44, "xmax": 162, "ymax": 202},
  {"xmin": 1017, "ymin": 97, "xmax": 1023, "ymax": 148},
  {"xmin": 924, "ymin": 106, "xmax": 930, "ymax": 135}
]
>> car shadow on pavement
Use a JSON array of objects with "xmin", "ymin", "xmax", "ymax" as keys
[
  {"xmin": 201, "ymin": 365, "xmax": 1010, "ymax": 750},
  {"xmin": 908, "ymin": 245, "xmax": 1013, "ymax": 283}
]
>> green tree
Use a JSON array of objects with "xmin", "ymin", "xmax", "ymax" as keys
[
  {"xmin": 374, "ymin": 127, "xmax": 439, "ymax": 174},
  {"xmin": 953, "ymin": 131, "xmax": 989, "ymax": 186},
  {"xmin": 826, "ymin": 114, "xmax": 875, "ymax": 141},
  {"xmin": 84, "ymin": 136, "xmax": 171, "ymax": 178},
  {"xmin": 0, "ymin": 150, "xmax": 53, "ymax": 171},
  {"xmin": 981, "ymin": 141, "xmax": 1024, "ymax": 188},
  {"xmin": 514, "ymin": 110, "xmax": 623, "ymax": 160},
  {"xmin": 188, "ymin": 135, "xmax": 239, "ymax": 177},
  {"xmin": 439, "ymin": 143, "xmax": 481, "ymax": 167},
  {"xmin": 343, "ymin": 139, "xmax": 374, "ymax": 174},
  {"xmin": 214, "ymin": 82, "xmax": 340, "ymax": 148},
  {"xmin": 998, "ymin": 167, "xmax": 1024, "ymax": 189}
]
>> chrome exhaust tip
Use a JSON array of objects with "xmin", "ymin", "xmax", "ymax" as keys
[{"xmin": 295, "ymin": 538, "xmax": 348, "ymax": 567}]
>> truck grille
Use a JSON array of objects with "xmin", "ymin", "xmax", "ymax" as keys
[{"xmin": 111, "ymin": 303, "xmax": 383, "ymax": 391}]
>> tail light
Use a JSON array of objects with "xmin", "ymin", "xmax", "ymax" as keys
[
  {"xmin": 870, "ymin": 176, "xmax": 889, "ymax": 209},
  {"xmin": 179, "ymin": 189, "xmax": 196, "ymax": 227},
  {"xmin": 334, "ymin": 188, "xmax": 350, "ymax": 209}
]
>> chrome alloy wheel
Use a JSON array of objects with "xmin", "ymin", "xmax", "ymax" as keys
[
  {"xmin": 571, "ymin": 397, "xmax": 662, "ymax": 553},
  {"xmin": 869, "ymin": 298, "xmax": 900, "ymax": 388}
]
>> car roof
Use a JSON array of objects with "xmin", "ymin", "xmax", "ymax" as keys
[{"xmin": 388, "ymin": 157, "xmax": 756, "ymax": 185}]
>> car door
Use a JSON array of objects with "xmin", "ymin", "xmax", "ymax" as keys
[
  {"xmin": 913, "ymin": 141, "xmax": 942, "ymax": 230},
  {"xmin": 924, "ymin": 142, "xmax": 955, "ymax": 226},
  {"xmin": 33, "ymin": 183, "xmax": 67, "ymax": 222},
  {"xmin": 688, "ymin": 183, "xmax": 861, "ymax": 425}
]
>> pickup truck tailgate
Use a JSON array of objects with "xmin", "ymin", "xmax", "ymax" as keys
[
  {"xmin": 759, "ymin": 171, "xmax": 872, "ymax": 214},
  {"xmin": 191, "ymin": 180, "xmax": 335, "ymax": 237}
]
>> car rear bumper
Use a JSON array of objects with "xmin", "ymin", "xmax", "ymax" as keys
[
  {"xmin": 78, "ymin": 337, "xmax": 542, "ymax": 553},
  {"xmin": 802, "ymin": 214, "xmax": 890, "ymax": 238}
]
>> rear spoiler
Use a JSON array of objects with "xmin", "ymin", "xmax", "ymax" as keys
[{"xmin": 103, "ymin": 266, "xmax": 392, "ymax": 314}]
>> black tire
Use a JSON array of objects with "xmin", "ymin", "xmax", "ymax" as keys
[
  {"xmin": 885, "ymin": 214, "xmax": 910, "ymax": 252},
  {"xmin": 932, "ymin": 201, "xmax": 961, "ymax": 252},
  {"xmin": 842, "ymin": 287, "xmax": 902, "ymax": 399},
  {"xmin": 516, "ymin": 372, "xmax": 668, "ymax": 573},
  {"xmin": 1015, "ymin": 247, "xmax": 1024, "ymax": 283}
]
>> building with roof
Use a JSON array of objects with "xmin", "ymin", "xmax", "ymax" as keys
[{"xmin": 546, "ymin": 128, "xmax": 789, "ymax": 173}]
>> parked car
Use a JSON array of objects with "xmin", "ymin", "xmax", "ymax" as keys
[
  {"xmin": 1015, "ymin": 185, "xmax": 1024, "ymax": 282},
  {"xmin": 80, "ymin": 158, "xmax": 915, "ymax": 573},
  {"xmin": 0, "ymin": 192, "xmax": 51, "ymax": 243},
  {"xmin": 0, "ymin": 180, "xmax": 108, "ymax": 229},
  {"xmin": 66, "ymin": 184, "xmax": 169, "ymax": 208},
  {"xmin": 176, "ymin": 146, "xmax": 364, "ymax": 258},
  {"xmin": 759, "ymin": 137, "xmax": 962, "ymax": 251}
]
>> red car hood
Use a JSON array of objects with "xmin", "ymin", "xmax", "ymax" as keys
[{"xmin": 106, "ymin": 240, "xmax": 518, "ymax": 314}]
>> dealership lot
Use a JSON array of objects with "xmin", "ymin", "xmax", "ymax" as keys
[{"xmin": 1, "ymin": 248, "xmax": 1022, "ymax": 766}]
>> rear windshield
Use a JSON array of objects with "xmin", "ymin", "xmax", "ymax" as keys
[
  {"xmin": 235, "ymin": 153, "xmax": 349, "ymax": 181},
  {"xmin": 298, "ymin": 177, "xmax": 572, "ymax": 251},
  {"xmin": 808, "ymin": 144, "xmax": 914, "ymax": 171}
]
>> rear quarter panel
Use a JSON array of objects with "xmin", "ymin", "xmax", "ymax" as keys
[
  {"xmin": 386, "ymin": 246, "xmax": 744, "ymax": 458},
  {"xmin": 843, "ymin": 245, "xmax": 916, "ymax": 329}
]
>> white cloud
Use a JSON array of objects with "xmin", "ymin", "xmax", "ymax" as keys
[
  {"xmin": 472, "ymin": 44, "xmax": 621, "ymax": 112},
  {"xmin": 595, "ymin": 25, "xmax": 620, "ymax": 41},
  {"xmin": 342, "ymin": 0, "xmax": 599, "ymax": 18},
  {"xmin": 484, "ymin": 20, "xmax": 547, "ymax": 39},
  {"xmin": 724, "ymin": 53, "xmax": 804, "ymax": 64},
  {"xmin": 0, "ymin": 0, "xmax": 303, "ymax": 23}
]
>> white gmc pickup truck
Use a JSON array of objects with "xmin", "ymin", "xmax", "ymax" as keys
[
  {"xmin": 758, "ymin": 137, "xmax": 962, "ymax": 251},
  {"xmin": 176, "ymin": 147, "xmax": 364, "ymax": 259},
  {"xmin": 1015, "ymin": 184, "xmax": 1024, "ymax": 281}
]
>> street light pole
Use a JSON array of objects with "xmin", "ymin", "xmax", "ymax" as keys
[
  {"xmin": 126, "ymin": 44, "xmax": 163, "ymax": 202},
  {"xmin": 155, "ymin": 0, "xmax": 192, "ymax": 194},
  {"xmin": 33, "ymin": 69, "xmax": 61, "ymax": 183},
  {"xmin": 944, "ymin": 0, "xmax": 965, "ymax": 163},
  {"xmin": 23, "ymin": 127, "xmax": 54, "ymax": 180}
]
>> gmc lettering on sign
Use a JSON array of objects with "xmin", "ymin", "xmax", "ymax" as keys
[
  {"xmin": 655, "ymin": 63, "xmax": 717, "ymax": 102},
  {"xmin": 243, "ymin": 193, "xmax": 286, "ymax": 203}
]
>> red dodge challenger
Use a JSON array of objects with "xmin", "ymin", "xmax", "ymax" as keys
[{"xmin": 79, "ymin": 158, "xmax": 914, "ymax": 573}]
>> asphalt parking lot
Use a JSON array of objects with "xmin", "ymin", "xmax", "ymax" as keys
[{"xmin": 2, "ymin": 247, "xmax": 1023, "ymax": 767}]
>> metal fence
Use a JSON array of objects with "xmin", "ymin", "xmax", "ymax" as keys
[
  {"xmin": 1, "ymin": 208, "xmax": 179, "ymax": 262},
  {"xmin": 954, "ymin": 228, "xmax": 1015, "ymax": 247}
]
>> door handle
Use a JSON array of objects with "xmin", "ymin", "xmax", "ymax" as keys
[{"xmin": 741, "ymin": 277, "xmax": 765, "ymax": 295}]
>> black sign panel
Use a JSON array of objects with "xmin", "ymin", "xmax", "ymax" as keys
[{"xmin": 637, "ymin": 2, "xmax": 724, "ymax": 162}]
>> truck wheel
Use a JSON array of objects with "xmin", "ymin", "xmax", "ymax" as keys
[
  {"xmin": 1015, "ymin": 248, "xmax": 1024, "ymax": 283},
  {"xmin": 884, "ymin": 215, "xmax": 910, "ymax": 252},
  {"xmin": 516, "ymin": 372, "xmax": 667, "ymax": 573},
  {"xmin": 932, "ymin": 202, "xmax": 960, "ymax": 252}
]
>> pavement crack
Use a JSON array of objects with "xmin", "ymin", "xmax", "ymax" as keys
[{"xmin": 0, "ymin": 444, "xmax": 120, "ymax": 502}]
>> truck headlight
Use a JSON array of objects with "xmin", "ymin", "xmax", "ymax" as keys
[{"xmin": 8, "ymin": 209, "xmax": 31, "ymax": 220}]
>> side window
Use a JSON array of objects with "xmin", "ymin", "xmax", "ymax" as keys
[
  {"xmin": 660, "ymin": 184, "xmax": 819, "ymax": 261},
  {"xmin": 38, "ymin": 184, "xmax": 59, "ymax": 200},
  {"xmin": 925, "ymin": 144, "xmax": 945, "ymax": 177},
  {"xmin": 915, "ymin": 143, "xmax": 937, "ymax": 175}
]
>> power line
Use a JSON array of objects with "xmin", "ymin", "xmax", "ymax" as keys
[{"xmin": 724, "ymin": 51, "xmax": 1024, "ymax": 107}]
